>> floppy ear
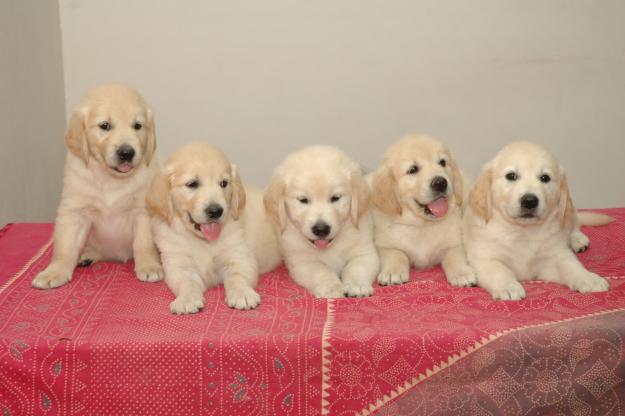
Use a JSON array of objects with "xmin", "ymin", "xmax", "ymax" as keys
[
  {"xmin": 144, "ymin": 108, "xmax": 157, "ymax": 166},
  {"xmin": 371, "ymin": 165, "xmax": 401, "ymax": 215},
  {"xmin": 450, "ymin": 156, "xmax": 464, "ymax": 207},
  {"xmin": 468, "ymin": 163, "xmax": 492, "ymax": 222},
  {"xmin": 263, "ymin": 177, "xmax": 287, "ymax": 232},
  {"xmin": 146, "ymin": 169, "xmax": 173, "ymax": 222},
  {"xmin": 558, "ymin": 171, "xmax": 576, "ymax": 228},
  {"xmin": 350, "ymin": 172, "xmax": 371, "ymax": 227},
  {"xmin": 64, "ymin": 108, "xmax": 89, "ymax": 165},
  {"xmin": 230, "ymin": 164, "xmax": 246, "ymax": 221}
]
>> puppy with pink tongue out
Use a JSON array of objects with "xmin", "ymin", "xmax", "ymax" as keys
[{"xmin": 368, "ymin": 135, "xmax": 476, "ymax": 288}]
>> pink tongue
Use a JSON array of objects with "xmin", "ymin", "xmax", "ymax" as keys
[
  {"xmin": 314, "ymin": 239, "xmax": 330, "ymax": 249},
  {"xmin": 200, "ymin": 222, "xmax": 222, "ymax": 241},
  {"xmin": 427, "ymin": 197, "xmax": 449, "ymax": 217},
  {"xmin": 117, "ymin": 163, "xmax": 132, "ymax": 173}
]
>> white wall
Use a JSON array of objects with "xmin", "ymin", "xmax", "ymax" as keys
[
  {"xmin": 55, "ymin": 1, "xmax": 625, "ymax": 209},
  {"xmin": 0, "ymin": 1, "xmax": 66, "ymax": 226}
]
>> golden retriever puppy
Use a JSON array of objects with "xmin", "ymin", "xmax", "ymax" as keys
[
  {"xmin": 463, "ymin": 141, "xmax": 612, "ymax": 300},
  {"xmin": 264, "ymin": 146, "xmax": 379, "ymax": 298},
  {"xmin": 147, "ymin": 143, "xmax": 281, "ymax": 314},
  {"xmin": 33, "ymin": 84, "xmax": 162, "ymax": 289},
  {"xmin": 368, "ymin": 135, "xmax": 475, "ymax": 287}
]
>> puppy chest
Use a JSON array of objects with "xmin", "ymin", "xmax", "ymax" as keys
[{"xmin": 88, "ymin": 215, "xmax": 135, "ymax": 260}]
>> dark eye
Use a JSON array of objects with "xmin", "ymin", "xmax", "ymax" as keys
[
  {"xmin": 98, "ymin": 121, "xmax": 111, "ymax": 131},
  {"xmin": 185, "ymin": 180, "xmax": 199, "ymax": 189},
  {"xmin": 540, "ymin": 174, "xmax": 551, "ymax": 183},
  {"xmin": 439, "ymin": 159, "xmax": 447, "ymax": 167},
  {"xmin": 219, "ymin": 179, "xmax": 229, "ymax": 188},
  {"xmin": 297, "ymin": 196, "xmax": 309, "ymax": 204},
  {"xmin": 406, "ymin": 165, "xmax": 419, "ymax": 175},
  {"xmin": 330, "ymin": 194, "xmax": 342, "ymax": 203},
  {"xmin": 133, "ymin": 122, "xmax": 143, "ymax": 130},
  {"xmin": 505, "ymin": 172, "xmax": 518, "ymax": 181}
]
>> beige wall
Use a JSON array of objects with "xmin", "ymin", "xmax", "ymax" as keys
[{"xmin": 0, "ymin": 1, "xmax": 66, "ymax": 226}]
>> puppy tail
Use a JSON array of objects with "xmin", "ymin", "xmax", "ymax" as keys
[{"xmin": 577, "ymin": 211, "xmax": 615, "ymax": 227}]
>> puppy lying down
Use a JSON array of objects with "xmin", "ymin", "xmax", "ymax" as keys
[
  {"xmin": 463, "ymin": 141, "xmax": 613, "ymax": 300},
  {"xmin": 147, "ymin": 143, "xmax": 281, "ymax": 314},
  {"xmin": 33, "ymin": 84, "xmax": 162, "ymax": 289},
  {"xmin": 369, "ymin": 135, "xmax": 475, "ymax": 287},
  {"xmin": 264, "ymin": 146, "xmax": 379, "ymax": 298}
]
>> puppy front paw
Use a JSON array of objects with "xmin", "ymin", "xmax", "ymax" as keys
[
  {"xmin": 313, "ymin": 282, "xmax": 345, "ymax": 299},
  {"xmin": 570, "ymin": 230, "xmax": 590, "ymax": 253},
  {"xmin": 377, "ymin": 267, "xmax": 409, "ymax": 286},
  {"xmin": 570, "ymin": 273, "xmax": 609, "ymax": 293},
  {"xmin": 344, "ymin": 282, "xmax": 373, "ymax": 298},
  {"xmin": 135, "ymin": 258, "xmax": 164, "ymax": 283},
  {"xmin": 226, "ymin": 285, "xmax": 260, "ymax": 310},
  {"xmin": 489, "ymin": 281, "xmax": 526, "ymax": 301},
  {"xmin": 32, "ymin": 266, "xmax": 73, "ymax": 289},
  {"xmin": 446, "ymin": 265, "xmax": 477, "ymax": 288},
  {"xmin": 170, "ymin": 294, "xmax": 205, "ymax": 314}
]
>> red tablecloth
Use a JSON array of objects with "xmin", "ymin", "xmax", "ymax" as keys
[{"xmin": 1, "ymin": 209, "xmax": 625, "ymax": 415}]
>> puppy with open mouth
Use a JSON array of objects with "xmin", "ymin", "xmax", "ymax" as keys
[
  {"xmin": 264, "ymin": 146, "xmax": 379, "ymax": 298},
  {"xmin": 32, "ymin": 84, "xmax": 163, "ymax": 289},
  {"xmin": 463, "ymin": 141, "xmax": 613, "ymax": 300},
  {"xmin": 368, "ymin": 135, "xmax": 475, "ymax": 287},
  {"xmin": 147, "ymin": 142, "xmax": 281, "ymax": 314}
]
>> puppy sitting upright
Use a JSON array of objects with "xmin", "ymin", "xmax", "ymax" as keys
[
  {"xmin": 369, "ymin": 135, "xmax": 475, "ymax": 287},
  {"xmin": 463, "ymin": 141, "xmax": 611, "ymax": 300},
  {"xmin": 33, "ymin": 84, "xmax": 162, "ymax": 289},
  {"xmin": 147, "ymin": 143, "xmax": 273, "ymax": 314},
  {"xmin": 264, "ymin": 146, "xmax": 379, "ymax": 298}
]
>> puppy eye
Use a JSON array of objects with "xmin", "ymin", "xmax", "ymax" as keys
[
  {"xmin": 133, "ymin": 122, "xmax": 143, "ymax": 130},
  {"xmin": 330, "ymin": 194, "xmax": 342, "ymax": 203},
  {"xmin": 297, "ymin": 196, "xmax": 310, "ymax": 204},
  {"xmin": 505, "ymin": 172, "xmax": 518, "ymax": 181},
  {"xmin": 98, "ymin": 121, "xmax": 112, "ymax": 131},
  {"xmin": 185, "ymin": 180, "xmax": 199, "ymax": 189},
  {"xmin": 219, "ymin": 179, "xmax": 229, "ymax": 188},
  {"xmin": 439, "ymin": 159, "xmax": 447, "ymax": 167},
  {"xmin": 406, "ymin": 165, "xmax": 419, "ymax": 175},
  {"xmin": 540, "ymin": 174, "xmax": 551, "ymax": 183}
]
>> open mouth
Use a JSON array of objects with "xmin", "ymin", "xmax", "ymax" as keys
[
  {"xmin": 415, "ymin": 197, "xmax": 449, "ymax": 218},
  {"xmin": 308, "ymin": 238, "xmax": 333, "ymax": 249},
  {"xmin": 188, "ymin": 213, "xmax": 222, "ymax": 241},
  {"xmin": 113, "ymin": 162, "xmax": 134, "ymax": 174}
]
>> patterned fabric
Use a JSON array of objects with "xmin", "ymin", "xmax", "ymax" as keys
[{"xmin": 0, "ymin": 209, "xmax": 624, "ymax": 415}]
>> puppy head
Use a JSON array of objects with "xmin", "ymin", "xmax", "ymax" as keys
[
  {"xmin": 371, "ymin": 135, "xmax": 463, "ymax": 220},
  {"xmin": 65, "ymin": 84, "xmax": 156, "ymax": 176},
  {"xmin": 470, "ymin": 141, "xmax": 573, "ymax": 226},
  {"xmin": 264, "ymin": 146, "xmax": 369, "ymax": 249},
  {"xmin": 146, "ymin": 142, "xmax": 245, "ymax": 241}
]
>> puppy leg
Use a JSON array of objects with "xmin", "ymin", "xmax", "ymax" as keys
[
  {"xmin": 472, "ymin": 260, "xmax": 526, "ymax": 300},
  {"xmin": 569, "ymin": 227, "xmax": 590, "ymax": 253},
  {"xmin": 342, "ymin": 251, "xmax": 379, "ymax": 297},
  {"xmin": 221, "ymin": 250, "xmax": 261, "ymax": 310},
  {"xmin": 377, "ymin": 248, "xmax": 410, "ymax": 286},
  {"xmin": 32, "ymin": 215, "xmax": 90, "ymax": 289},
  {"xmin": 78, "ymin": 245, "xmax": 102, "ymax": 267},
  {"xmin": 169, "ymin": 274, "xmax": 206, "ymax": 315},
  {"xmin": 442, "ymin": 245, "xmax": 477, "ymax": 287},
  {"xmin": 289, "ymin": 262, "xmax": 344, "ymax": 299},
  {"xmin": 133, "ymin": 213, "xmax": 164, "ymax": 282},
  {"xmin": 542, "ymin": 250, "xmax": 608, "ymax": 293}
]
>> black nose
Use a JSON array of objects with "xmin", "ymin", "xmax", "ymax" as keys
[
  {"xmin": 311, "ymin": 222, "xmax": 331, "ymax": 238},
  {"xmin": 116, "ymin": 145, "xmax": 135, "ymax": 162},
  {"xmin": 520, "ymin": 194, "xmax": 539, "ymax": 210},
  {"xmin": 205, "ymin": 204, "xmax": 223, "ymax": 220},
  {"xmin": 431, "ymin": 176, "xmax": 448, "ymax": 193}
]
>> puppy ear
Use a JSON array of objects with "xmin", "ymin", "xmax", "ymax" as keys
[
  {"xmin": 64, "ymin": 108, "xmax": 89, "ymax": 165},
  {"xmin": 558, "ymin": 171, "xmax": 576, "ymax": 228},
  {"xmin": 350, "ymin": 171, "xmax": 371, "ymax": 228},
  {"xmin": 450, "ymin": 156, "xmax": 464, "ymax": 207},
  {"xmin": 146, "ymin": 168, "xmax": 173, "ymax": 222},
  {"xmin": 230, "ymin": 164, "xmax": 246, "ymax": 221},
  {"xmin": 263, "ymin": 177, "xmax": 287, "ymax": 232},
  {"xmin": 468, "ymin": 163, "xmax": 492, "ymax": 222},
  {"xmin": 144, "ymin": 108, "xmax": 157, "ymax": 166},
  {"xmin": 371, "ymin": 165, "xmax": 401, "ymax": 215}
]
